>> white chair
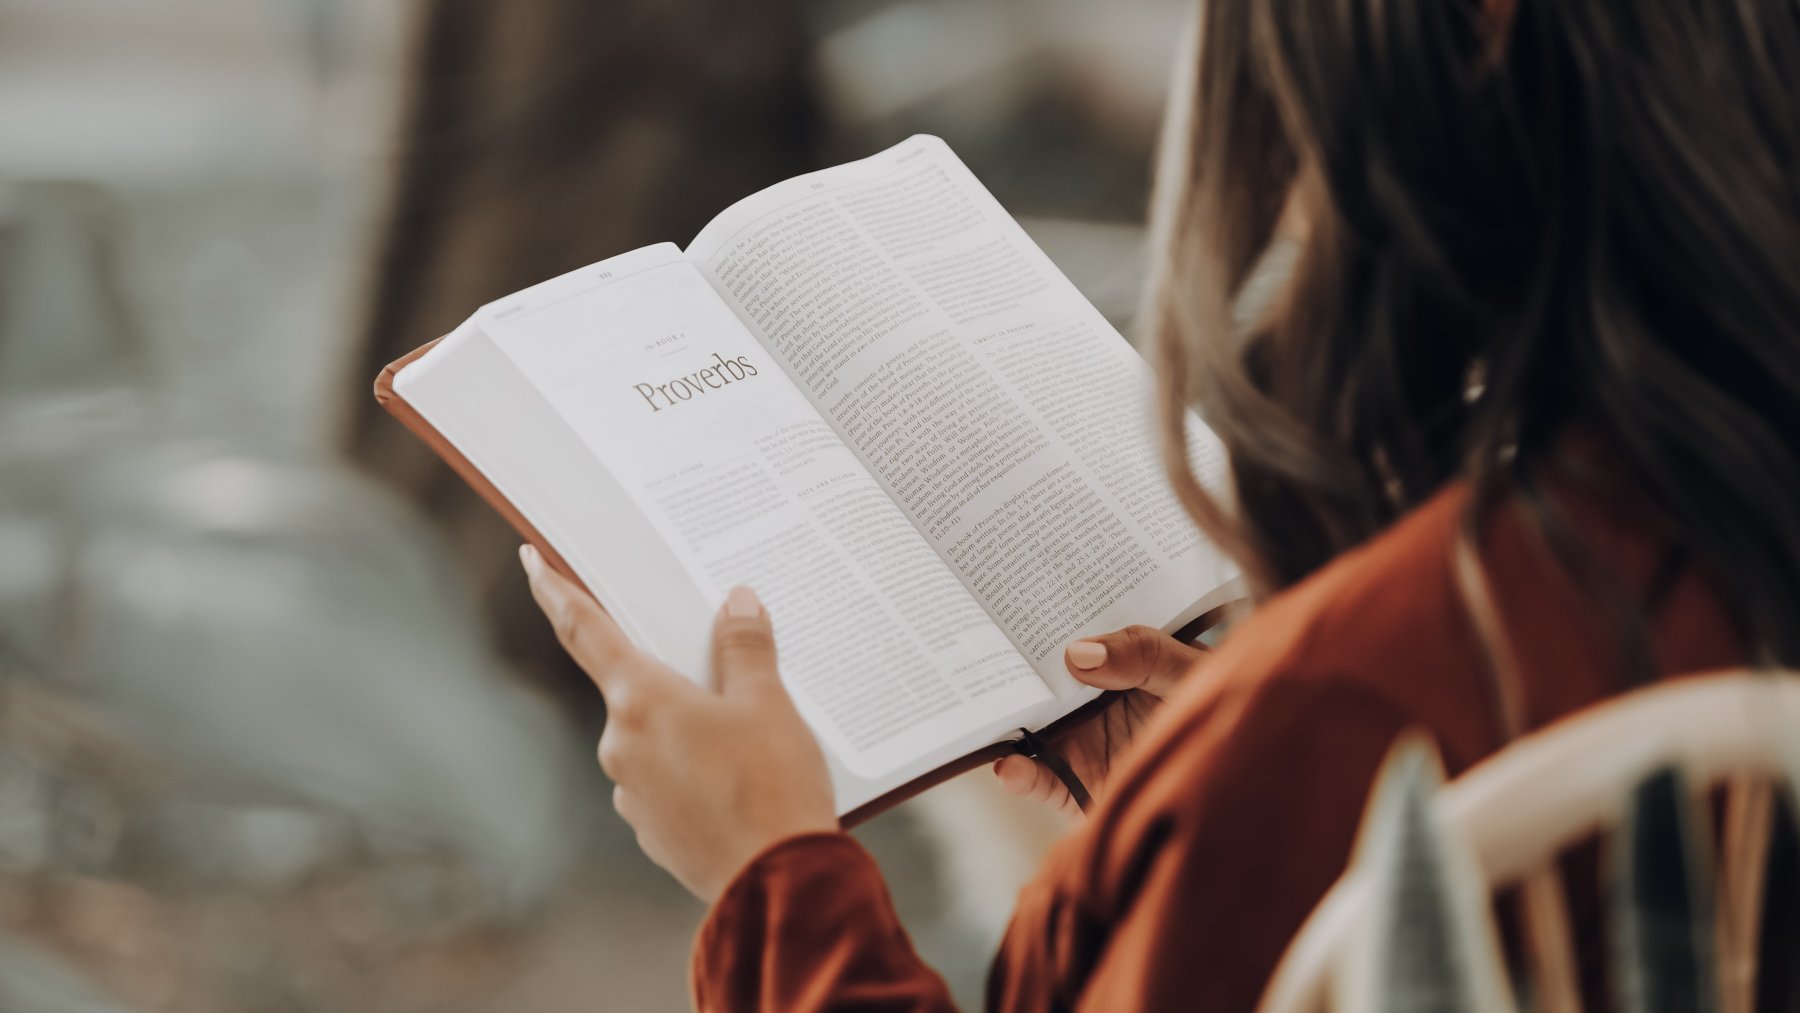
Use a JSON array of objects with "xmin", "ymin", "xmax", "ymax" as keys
[{"xmin": 1258, "ymin": 670, "xmax": 1800, "ymax": 1013}]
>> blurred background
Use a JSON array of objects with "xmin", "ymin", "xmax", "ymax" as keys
[{"xmin": 0, "ymin": 0, "xmax": 1189, "ymax": 1008}]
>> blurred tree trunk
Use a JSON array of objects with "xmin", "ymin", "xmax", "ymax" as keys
[{"xmin": 345, "ymin": 0, "xmax": 822, "ymax": 696}]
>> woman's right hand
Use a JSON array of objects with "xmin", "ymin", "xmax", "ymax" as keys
[{"xmin": 992, "ymin": 626, "xmax": 1208, "ymax": 815}]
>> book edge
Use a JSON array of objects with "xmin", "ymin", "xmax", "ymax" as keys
[{"xmin": 374, "ymin": 337, "xmax": 592, "ymax": 596}]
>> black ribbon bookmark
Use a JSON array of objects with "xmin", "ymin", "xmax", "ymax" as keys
[{"xmin": 1015, "ymin": 727, "xmax": 1093, "ymax": 813}]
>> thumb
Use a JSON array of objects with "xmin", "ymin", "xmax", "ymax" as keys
[
  {"xmin": 1064, "ymin": 625, "xmax": 1207, "ymax": 698},
  {"xmin": 711, "ymin": 586, "xmax": 782, "ymax": 699}
]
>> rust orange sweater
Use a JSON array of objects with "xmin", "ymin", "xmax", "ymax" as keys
[{"xmin": 692, "ymin": 478, "xmax": 1742, "ymax": 1011}]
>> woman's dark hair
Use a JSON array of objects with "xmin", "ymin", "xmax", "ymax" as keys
[{"xmin": 1149, "ymin": 0, "xmax": 1800, "ymax": 673}]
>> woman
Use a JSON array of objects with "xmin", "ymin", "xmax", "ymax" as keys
[{"xmin": 521, "ymin": 0, "xmax": 1800, "ymax": 1008}]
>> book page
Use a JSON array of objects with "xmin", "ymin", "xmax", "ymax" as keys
[
  {"xmin": 688, "ymin": 137, "xmax": 1241, "ymax": 702},
  {"xmin": 465, "ymin": 244, "xmax": 1051, "ymax": 781}
]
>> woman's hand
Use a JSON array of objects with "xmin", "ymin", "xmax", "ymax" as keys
[
  {"xmin": 992, "ymin": 627, "xmax": 1208, "ymax": 815},
  {"xmin": 520, "ymin": 545, "xmax": 837, "ymax": 901}
]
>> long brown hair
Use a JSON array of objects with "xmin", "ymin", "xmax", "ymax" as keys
[{"xmin": 1150, "ymin": 0, "xmax": 1800, "ymax": 672}]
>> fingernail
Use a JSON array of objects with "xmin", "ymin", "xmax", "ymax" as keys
[
  {"xmin": 725, "ymin": 585, "xmax": 761, "ymax": 619},
  {"xmin": 1067, "ymin": 641, "xmax": 1107, "ymax": 670},
  {"xmin": 519, "ymin": 544, "xmax": 543, "ymax": 577}
]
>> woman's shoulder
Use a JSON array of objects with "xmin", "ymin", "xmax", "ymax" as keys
[
  {"xmin": 1176, "ymin": 480, "xmax": 1485, "ymax": 737},
  {"xmin": 1060, "ymin": 482, "xmax": 1493, "ymax": 915},
  {"xmin": 1040, "ymin": 491, "xmax": 1485, "ymax": 982},
  {"xmin": 1090, "ymin": 481, "xmax": 1509, "ymax": 830},
  {"xmin": 1101, "ymin": 462, "xmax": 1740, "ymax": 831}
]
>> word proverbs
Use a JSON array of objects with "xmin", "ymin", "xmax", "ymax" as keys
[{"xmin": 633, "ymin": 352, "xmax": 760, "ymax": 412}]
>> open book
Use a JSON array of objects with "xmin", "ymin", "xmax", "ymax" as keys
[{"xmin": 375, "ymin": 135, "xmax": 1242, "ymax": 823}]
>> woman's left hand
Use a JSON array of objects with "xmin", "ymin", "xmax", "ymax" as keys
[{"xmin": 520, "ymin": 545, "xmax": 837, "ymax": 901}]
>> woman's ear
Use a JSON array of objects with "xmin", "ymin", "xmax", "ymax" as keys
[{"xmin": 1276, "ymin": 181, "xmax": 1311, "ymax": 242}]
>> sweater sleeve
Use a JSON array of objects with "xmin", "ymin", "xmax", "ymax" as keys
[{"xmin": 691, "ymin": 832, "xmax": 960, "ymax": 1012}]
